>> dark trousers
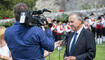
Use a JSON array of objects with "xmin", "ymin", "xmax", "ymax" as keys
[
  {"xmin": 91, "ymin": 26, "xmax": 96, "ymax": 37},
  {"xmin": 96, "ymin": 29, "xmax": 103, "ymax": 38},
  {"xmin": 102, "ymin": 28, "xmax": 105, "ymax": 36}
]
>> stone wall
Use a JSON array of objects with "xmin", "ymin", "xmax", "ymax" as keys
[
  {"xmin": 64, "ymin": 0, "xmax": 105, "ymax": 11},
  {"xmin": 35, "ymin": 0, "xmax": 62, "ymax": 12},
  {"xmin": 35, "ymin": 0, "xmax": 105, "ymax": 12},
  {"xmin": 45, "ymin": 7, "xmax": 105, "ymax": 19},
  {"xmin": 0, "ymin": 7, "xmax": 105, "ymax": 23}
]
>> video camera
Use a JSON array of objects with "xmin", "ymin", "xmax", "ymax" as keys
[{"xmin": 20, "ymin": 8, "xmax": 52, "ymax": 27}]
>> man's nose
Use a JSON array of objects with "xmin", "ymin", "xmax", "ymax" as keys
[{"xmin": 69, "ymin": 23, "xmax": 73, "ymax": 26}]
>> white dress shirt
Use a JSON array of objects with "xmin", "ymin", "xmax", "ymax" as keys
[{"xmin": 69, "ymin": 25, "xmax": 84, "ymax": 52}]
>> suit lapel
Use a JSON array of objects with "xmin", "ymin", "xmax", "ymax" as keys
[
  {"xmin": 67, "ymin": 32, "xmax": 74, "ymax": 55},
  {"xmin": 73, "ymin": 28, "xmax": 85, "ymax": 53}
]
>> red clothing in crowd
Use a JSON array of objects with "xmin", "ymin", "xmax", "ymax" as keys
[{"xmin": 96, "ymin": 24, "xmax": 104, "ymax": 29}]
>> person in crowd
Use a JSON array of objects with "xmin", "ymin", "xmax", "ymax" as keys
[
  {"xmin": 65, "ymin": 21, "xmax": 71, "ymax": 33},
  {"xmin": 51, "ymin": 19, "xmax": 57, "ymax": 41},
  {"xmin": 83, "ymin": 17, "xmax": 91, "ymax": 31},
  {"xmin": 96, "ymin": 16, "xmax": 104, "ymax": 44},
  {"xmin": 56, "ymin": 20, "xmax": 64, "ymax": 41},
  {"xmin": 102, "ymin": 13, "xmax": 105, "ymax": 42},
  {"xmin": 89, "ymin": 13, "xmax": 96, "ymax": 22},
  {"xmin": 4, "ymin": 3, "xmax": 55, "ymax": 60},
  {"xmin": 89, "ymin": 13, "xmax": 96, "ymax": 35},
  {"xmin": 103, "ymin": 22, "xmax": 105, "ymax": 42},
  {"xmin": 51, "ymin": 19, "xmax": 57, "ymax": 32},
  {"xmin": 64, "ymin": 12, "xmax": 96, "ymax": 60},
  {"xmin": 100, "ymin": 15, "xmax": 105, "ymax": 24},
  {"xmin": 0, "ymin": 26, "xmax": 12, "ymax": 60}
]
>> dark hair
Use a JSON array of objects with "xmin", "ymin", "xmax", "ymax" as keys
[
  {"xmin": 65, "ymin": 20, "xmax": 68, "ymax": 23},
  {"xmin": 101, "ymin": 15, "xmax": 104, "ymax": 17},
  {"xmin": 13, "ymin": 3, "xmax": 29, "ymax": 21},
  {"xmin": 97, "ymin": 16, "xmax": 101, "ymax": 20},
  {"xmin": 57, "ymin": 20, "xmax": 60, "ymax": 24},
  {"xmin": 90, "ymin": 13, "xmax": 94, "ymax": 16},
  {"xmin": 52, "ymin": 19, "xmax": 56, "ymax": 22},
  {"xmin": 84, "ymin": 17, "xmax": 89, "ymax": 20}
]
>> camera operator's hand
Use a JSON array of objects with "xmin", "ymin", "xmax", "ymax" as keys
[
  {"xmin": 44, "ymin": 18, "xmax": 52, "ymax": 29},
  {"xmin": 46, "ymin": 18, "xmax": 52, "ymax": 23},
  {"xmin": 44, "ymin": 24, "xmax": 49, "ymax": 29}
]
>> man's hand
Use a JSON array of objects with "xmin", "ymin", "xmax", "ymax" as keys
[
  {"xmin": 44, "ymin": 50, "xmax": 51, "ymax": 57},
  {"xmin": 64, "ymin": 56, "xmax": 76, "ymax": 60},
  {"xmin": 44, "ymin": 18, "xmax": 52, "ymax": 28},
  {"xmin": 46, "ymin": 18, "xmax": 52, "ymax": 23},
  {"xmin": 55, "ymin": 40, "xmax": 64, "ymax": 49}
]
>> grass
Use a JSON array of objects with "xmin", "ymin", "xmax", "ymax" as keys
[
  {"xmin": 45, "ymin": 46, "xmax": 65, "ymax": 60},
  {"xmin": 94, "ymin": 42, "xmax": 105, "ymax": 60},
  {"xmin": 45, "ymin": 42, "xmax": 105, "ymax": 60}
]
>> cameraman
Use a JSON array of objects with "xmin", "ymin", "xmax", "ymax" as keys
[{"xmin": 4, "ymin": 3, "xmax": 55, "ymax": 60}]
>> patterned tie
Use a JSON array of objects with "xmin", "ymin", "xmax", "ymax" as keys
[{"xmin": 69, "ymin": 32, "xmax": 78, "ymax": 56}]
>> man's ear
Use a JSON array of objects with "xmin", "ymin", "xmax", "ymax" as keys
[{"xmin": 79, "ymin": 19, "xmax": 82, "ymax": 24}]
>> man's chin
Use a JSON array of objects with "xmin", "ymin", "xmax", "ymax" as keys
[
  {"xmin": 71, "ymin": 28, "xmax": 74, "ymax": 30},
  {"xmin": 71, "ymin": 28, "xmax": 76, "ymax": 31}
]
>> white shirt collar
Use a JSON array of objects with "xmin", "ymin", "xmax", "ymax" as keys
[
  {"xmin": 69, "ymin": 25, "xmax": 84, "ymax": 52},
  {"xmin": 76, "ymin": 25, "xmax": 83, "ymax": 35}
]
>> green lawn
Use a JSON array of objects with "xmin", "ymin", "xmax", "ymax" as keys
[
  {"xmin": 94, "ymin": 43, "xmax": 105, "ymax": 60},
  {"xmin": 45, "ymin": 42, "xmax": 105, "ymax": 60}
]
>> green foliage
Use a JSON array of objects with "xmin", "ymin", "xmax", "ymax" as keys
[
  {"xmin": 56, "ymin": 14, "xmax": 69, "ymax": 22},
  {"xmin": 0, "ymin": 0, "xmax": 37, "ymax": 19},
  {"xmin": 0, "ymin": 10, "xmax": 13, "ymax": 19},
  {"xmin": 0, "ymin": 21, "xmax": 14, "ymax": 27},
  {"xmin": 0, "ymin": 0, "xmax": 13, "ymax": 10},
  {"xmin": 11, "ymin": 0, "xmax": 37, "ymax": 10}
]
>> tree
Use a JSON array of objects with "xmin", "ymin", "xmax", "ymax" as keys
[
  {"xmin": 57, "ymin": 14, "xmax": 69, "ymax": 22},
  {"xmin": 0, "ymin": 0, "xmax": 37, "ymax": 19}
]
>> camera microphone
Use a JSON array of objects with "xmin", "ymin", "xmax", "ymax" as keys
[
  {"xmin": 43, "ymin": 8, "xmax": 51, "ymax": 13},
  {"xmin": 36, "ymin": 8, "xmax": 51, "ymax": 15}
]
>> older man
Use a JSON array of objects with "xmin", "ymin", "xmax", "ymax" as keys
[{"xmin": 64, "ymin": 13, "xmax": 96, "ymax": 60}]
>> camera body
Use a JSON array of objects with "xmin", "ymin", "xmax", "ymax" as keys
[{"xmin": 20, "ymin": 8, "xmax": 52, "ymax": 27}]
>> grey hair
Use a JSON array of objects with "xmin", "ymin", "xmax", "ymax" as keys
[{"xmin": 69, "ymin": 12, "xmax": 84, "ymax": 23}]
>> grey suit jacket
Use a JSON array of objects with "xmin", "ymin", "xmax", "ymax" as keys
[{"xmin": 64, "ymin": 28, "xmax": 96, "ymax": 60}]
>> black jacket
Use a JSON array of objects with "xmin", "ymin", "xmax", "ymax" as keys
[{"xmin": 64, "ymin": 28, "xmax": 96, "ymax": 60}]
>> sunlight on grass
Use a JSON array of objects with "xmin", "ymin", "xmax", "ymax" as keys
[{"xmin": 45, "ymin": 43, "xmax": 105, "ymax": 60}]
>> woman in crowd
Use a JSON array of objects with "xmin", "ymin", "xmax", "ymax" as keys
[{"xmin": 0, "ymin": 26, "xmax": 12, "ymax": 60}]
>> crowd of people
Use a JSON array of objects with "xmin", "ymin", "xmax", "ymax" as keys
[{"xmin": 51, "ymin": 13, "xmax": 105, "ymax": 44}]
